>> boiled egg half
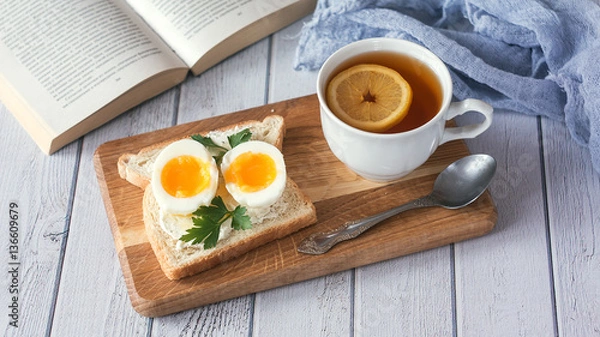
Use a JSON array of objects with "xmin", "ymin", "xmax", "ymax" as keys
[
  {"xmin": 220, "ymin": 140, "xmax": 286, "ymax": 208},
  {"xmin": 151, "ymin": 139, "xmax": 219, "ymax": 215}
]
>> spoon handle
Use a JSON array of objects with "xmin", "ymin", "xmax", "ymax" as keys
[{"xmin": 298, "ymin": 195, "xmax": 437, "ymax": 254}]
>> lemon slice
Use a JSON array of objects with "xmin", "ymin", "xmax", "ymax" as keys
[{"xmin": 326, "ymin": 64, "xmax": 413, "ymax": 132}]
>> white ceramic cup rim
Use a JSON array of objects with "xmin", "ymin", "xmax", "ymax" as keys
[{"xmin": 316, "ymin": 38, "xmax": 453, "ymax": 139}]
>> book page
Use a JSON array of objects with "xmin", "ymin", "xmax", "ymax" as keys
[
  {"xmin": 126, "ymin": 0, "xmax": 299, "ymax": 67},
  {"xmin": 0, "ymin": 0, "xmax": 187, "ymax": 137}
]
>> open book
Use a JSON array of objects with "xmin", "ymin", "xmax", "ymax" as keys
[{"xmin": 0, "ymin": 0, "xmax": 316, "ymax": 154}]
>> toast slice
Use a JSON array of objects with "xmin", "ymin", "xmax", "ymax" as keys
[{"xmin": 118, "ymin": 115, "xmax": 317, "ymax": 280}]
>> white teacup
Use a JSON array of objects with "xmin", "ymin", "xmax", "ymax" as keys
[{"xmin": 317, "ymin": 38, "xmax": 493, "ymax": 182}]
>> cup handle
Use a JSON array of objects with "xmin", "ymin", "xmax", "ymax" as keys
[{"xmin": 440, "ymin": 99, "xmax": 493, "ymax": 145}]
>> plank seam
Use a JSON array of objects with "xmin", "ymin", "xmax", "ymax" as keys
[
  {"xmin": 44, "ymin": 139, "xmax": 83, "ymax": 337},
  {"xmin": 172, "ymin": 84, "xmax": 182, "ymax": 126},
  {"xmin": 264, "ymin": 35, "xmax": 273, "ymax": 105},
  {"xmin": 350, "ymin": 269, "xmax": 356, "ymax": 337},
  {"xmin": 145, "ymin": 317, "xmax": 153, "ymax": 337},
  {"xmin": 450, "ymin": 244, "xmax": 458, "ymax": 337},
  {"xmin": 537, "ymin": 116, "xmax": 560, "ymax": 337},
  {"xmin": 248, "ymin": 294, "xmax": 256, "ymax": 337}
]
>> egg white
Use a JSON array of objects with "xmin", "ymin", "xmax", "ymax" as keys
[
  {"xmin": 220, "ymin": 140, "xmax": 286, "ymax": 208},
  {"xmin": 151, "ymin": 139, "xmax": 219, "ymax": 215}
]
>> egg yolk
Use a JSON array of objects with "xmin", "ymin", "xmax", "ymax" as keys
[
  {"xmin": 224, "ymin": 152, "xmax": 277, "ymax": 193},
  {"xmin": 161, "ymin": 155, "xmax": 211, "ymax": 198}
]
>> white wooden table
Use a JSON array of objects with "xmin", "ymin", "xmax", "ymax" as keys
[{"xmin": 1, "ymin": 16, "xmax": 599, "ymax": 337}]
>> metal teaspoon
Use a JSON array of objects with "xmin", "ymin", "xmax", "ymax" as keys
[{"xmin": 297, "ymin": 154, "xmax": 497, "ymax": 255}]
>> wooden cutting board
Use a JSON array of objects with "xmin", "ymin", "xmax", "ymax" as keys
[{"xmin": 94, "ymin": 94, "xmax": 497, "ymax": 317}]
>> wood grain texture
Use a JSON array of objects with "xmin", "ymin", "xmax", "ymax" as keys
[
  {"xmin": 94, "ymin": 94, "xmax": 497, "ymax": 317},
  {"xmin": 151, "ymin": 298, "xmax": 252, "ymax": 337},
  {"xmin": 542, "ymin": 118, "xmax": 600, "ymax": 337},
  {"xmin": 0, "ymin": 103, "xmax": 79, "ymax": 337},
  {"xmin": 269, "ymin": 19, "xmax": 319, "ymax": 101},
  {"xmin": 177, "ymin": 39, "xmax": 270, "ymax": 124},
  {"xmin": 253, "ymin": 271, "xmax": 353, "ymax": 337},
  {"xmin": 455, "ymin": 112, "xmax": 556, "ymax": 336},
  {"xmin": 354, "ymin": 249, "xmax": 453, "ymax": 336}
]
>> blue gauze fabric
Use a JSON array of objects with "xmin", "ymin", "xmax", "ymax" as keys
[{"xmin": 294, "ymin": 0, "xmax": 600, "ymax": 173}]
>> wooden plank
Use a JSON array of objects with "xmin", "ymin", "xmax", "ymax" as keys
[
  {"xmin": 268, "ymin": 19, "xmax": 320, "ymax": 101},
  {"xmin": 150, "ymin": 38, "xmax": 270, "ymax": 337},
  {"xmin": 454, "ymin": 112, "xmax": 556, "ymax": 336},
  {"xmin": 49, "ymin": 90, "xmax": 179, "ymax": 336},
  {"xmin": 177, "ymin": 39, "xmax": 270, "ymax": 124},
  {"xmin": 94, "ymin": 94, "xmax": 496, "ymax": 317},
  {"xmin": 253, "ymin": 272, "xmax": 353, "ymax": 336},
  {"xmin": 253, "ymin": 18, "xmax": 353, "ymax": 337},
  {"xmin": 542, "ymin": 118, "xmax": 600, "ymax": 336},
  {"xmin": 354, "ymin": 249, "xmax": 453, "ymax": 335},
  {"xmin": 0, "ymin": 102, "xmax": 79, "ymax": 337}
]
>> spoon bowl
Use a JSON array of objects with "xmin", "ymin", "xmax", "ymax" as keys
[
  {"xmin": 432, "ymin": 154, "xmax": 497, "ymax": 209},
  {"xmin": 298, "ymin": 154, "xmax": 497, "ymax": 254}
]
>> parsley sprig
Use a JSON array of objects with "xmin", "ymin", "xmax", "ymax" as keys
[
  {"xmin": 180, "ymin": 196, "xmax": 252, "ymax": 249},
  {"xmin": 191, "ymin": 128, "xmax": 252, "ymax": 163}
]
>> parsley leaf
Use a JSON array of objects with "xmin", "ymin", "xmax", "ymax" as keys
[
  {"xmin": 231, "ymin": 205, "xmax": 252, "ymax": 230},
  {"xmin": 190, "ymin": 128, "xmax": 252, "ymax": 163},
  {"xmin": 190, "ymin": 134, "xmax": 228, "ymax": 152},
  {"xmin": 180, "ymin": 196, "xmax": 252, "ymax": 249},
  {"xmin": 228, "ymin": 128, "xmax": 252, "ymax": 148},
  {"xmin": 180, "ymin": 217, "xmax": 221, "ymax": 248}
]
